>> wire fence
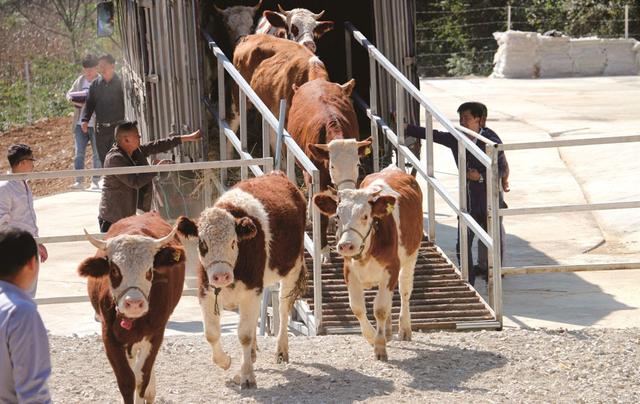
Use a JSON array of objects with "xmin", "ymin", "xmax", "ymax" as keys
[{"xmin": 416, "ymin": 2, "xmax": 640, "ymax": 77}]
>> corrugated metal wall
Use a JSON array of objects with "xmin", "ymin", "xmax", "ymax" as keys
[{"xmin": 116, "ymin": 0, "xmax": 205, "ymax": 162}]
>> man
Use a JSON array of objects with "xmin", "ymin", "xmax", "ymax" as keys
[
  {"xmin": 0, "ymin": 229, "xmax": 52, "ymax": 403},
  {"xmin": 67, "ymin": 54, "xmax": 101, "ymax": 190},
  {"xmin": 81, "ymin": 54, "xmax": 125, "ymax": 166},
  {"xmin": 98, "ymin": 121, "xmax": 202, "ymax": 233},
  {"xmin": 406, "ymin": 102, "xmax": 509, "ymax": 285},
  {"xmin": 0, "ymin": 144, "xmax": 48, "ymax": 297}
]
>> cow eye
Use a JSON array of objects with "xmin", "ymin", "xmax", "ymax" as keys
[
  {"xmin": 363, "ymin": 214, "xmax": 368, "ymax": 221},
  {"xmin": 198, "ymin": 240, "xmax": 209, "ymax": 256},
  {"xmin": 291, "ymin": 25, "xmax": 299, "ymax": 37}
]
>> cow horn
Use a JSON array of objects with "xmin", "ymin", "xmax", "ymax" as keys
[
  {"xmin": 253, "ymin": 0, "xmax": 263, "ymax": 11},
  {"xmin": 313, "ymin": 10, "xmax": 325, "ymax": 20},
  {"xmin": 277, "ymin": 4, "xmax": 290, "ymax": 16},
  {"xmin": 154, "ymin": 226, "xmax": 178, "ymax": 248},
  {"xmin": 84, "ymin": 229, "xmax": 107, "ymax": 250},
  {"xmin": 213, "ymin": 4, "xmax": 225, "ymax": 14}
]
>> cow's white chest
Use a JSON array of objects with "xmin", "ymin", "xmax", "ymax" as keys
[
  {"xmin": 349, "ymin": 258, "xmax": 386, "ymax": 289},
  {"xmin": 127, "ymin": 337, "xmax": 152, "ymax": 386}
]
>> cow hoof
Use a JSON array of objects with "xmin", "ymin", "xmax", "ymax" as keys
[
  {"xmin": 214, "ymin": 354, "xmax": 232, "ymax": 370},
  {"xmin": 276, "ymin": 350, "xmax": 289, "ymax": 364},
  {"xmin": 375, "ymin": 351, "xmax": 388, "ymax": 361},
  {"xmin": 233, "ymin": 373, "xmax": 257, "ymax": 389},
  {"xmin": 399, "ymin": 328, "xmax": 412, "ymax": 342}
]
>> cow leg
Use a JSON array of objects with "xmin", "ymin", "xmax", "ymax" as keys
[
  {"xmin": 233, "ymin": 292, "xmax": 261, "ymax": 389},
  {"xmin": 252, "ymin": 326, "xmax": 258, "ymax": 363},
  {"xmin": 385, "ymin": 314, "xmax": 392, "ymax": 341},
  {"xmin": 138, "ymin": 335, "xmax": 162, "ymax": 403},
  {"xmin": 347, "ymin": 275, "xmax": 375, "ymax": 345},
  {"xmin": 276, "ymin": 258, "xmax": 303, "ymax": 363},
  {"xmin": 373, "ymin": 279, "xmax": 393, "ymax": 361},
  {"xmin": 199, "ymin": 295, "xmax": 231, "ymax": 370},
  {"xmin": 398, "ymin": 255, "xmax": 417, "ymax": 341},
  {"xmin": 320, "ymin": 215, "xmax": 331, "ymax": 264},
  {"xmin": 104, "ymin": 336, "xmax": 136, "ymax": 404}
]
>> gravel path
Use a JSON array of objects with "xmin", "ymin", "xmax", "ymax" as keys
[{"xmin": 50, "ymin": 328, "xmax": 640, "ymax": 403}]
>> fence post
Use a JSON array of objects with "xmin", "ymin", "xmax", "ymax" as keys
[
  {"xmin": 624, "ymin": 4, "xmax": 629, "ymax": 39},
  {"xmin": 369, "ymin": 53, "xmax": 380, "ymax": 172},
  {"xmin": 275, "ymin": 99, "xmax": 286, "ymax": 171},
  {"xmin": 458, "ymin": 139, "xmax": 469, "ymax": 281},
  {"xmin": 311, "ymin": 169, "xmax": 323, "ymax": 335},
  {"xmin": 425, "ymin": 111, "xmax": 436, "ymax": 242},
  {"xmin": 239, "ymin": 89, "xmax": 248, "ymax": 180},
  {"xmin": 395, "ymin": 82, "xmax": 405, "ymax": 169},
  {"xmin": 487, "ymin": 146, "xmax": 503, "ymax": 327},
  {"xmin": 25, "ymin": 61, "xmax": 33, "ymax": 125},
  {"xmin": 507, "ymin": 5, "xmax": 512, "ymax": 31},
  {"xmin": 217, "ymin": 60, "xmax": 227, "ymax": 184}
]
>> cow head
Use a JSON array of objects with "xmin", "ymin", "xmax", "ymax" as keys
[
  {"xmin": 193, "ymin": 207, "xmax": 257, "ymax": 288},
  {"xmin": 308, "ymin": 136, "xmax": 372, "ymax": 191},
  {"xmin": 314, "ymin": 188, "xmax": 396, "ymax": 258},
  {"xmin": 78, "ymin": 227, "xmax": 178, "ymax": 319},
  {"xmin": 264, "ymin": 6, "xmax": 334, "ymax": 53},
  {"xmin": 214, "ymin": 0, "xmax": 262, "ymax": 44}
]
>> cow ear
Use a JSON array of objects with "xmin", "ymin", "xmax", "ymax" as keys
[
  {"xmin": 313, "ymin": 192, "xmax": 338, "ymax": 217},
  {"xmin": 176, "ymin": 216, "xmax": 198, "ymax": 240},
  {"xmin": 292, "ymin": 83, "xmax": 299, "ymax": 93},
  {"xmin": 357, "ymin": 137, "xmax": 373, "ymax": 157},
  {"xmin": 314, "ymin": 21, "xmax": 334, "ymax": 38},
  {"xmin": 307, "ymin": 143, "xmax": 329, "ymax": 162},
  {"xmin": 340, "ymin": 79, "xmax": 356, "ymax": 96},
  {"xmin": 78, "ymin": 257, "xmax": 110, "ymax": 278},
  {"xmin": 264, "ymin": 10, "xmax": 286, "ymax": 28},
  {"xmin": 236, "ymin": 217, "xmax": 257, "ymax": 241},
  {"xmin": 154, "ymin": 246, "xmax": 185, "ymax": 267},
  {"xmin": 370, "ymin": 195, "xmax": 396, "ymax": 218}
]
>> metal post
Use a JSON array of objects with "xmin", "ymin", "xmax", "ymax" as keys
[
  {"xmin": 458, "ymin": 139, "xmax": 469, "ymax": 281},
  {"xmin": 345, "ymin": 28, "xmax": 352, "ymax": 79},
  {"xmin": 217, "ymin": 60, "xmax": 227, "ymax": 184},
  {"xmin": 425, "ymin": 112, "xmax": 435, "ymax": 242},
  {"xmin": 262, "ymin": 117, "xmax": 270, "ymax": 161},
  {"xmin": 239, "ymin": 89, "xmax": 248, "ymax": 179},
  {"xmin": 25, "ymin": 61, "xmax": 33, "ymax": 124},
  {"xmin": 275, "ymin": 99, "xmax": 286, "ymax": 171},
  {"xmin": 311, "ymin": 170, "xmax": 323, "ymax": 335},
  {"xmin": 369, "ymin": 53, "xmax": 380, "ymax": 172},
  {"xmin": 507, "ymin": 5, "xmax": 512, "ymax": 31},
  {"xmin": 487, "ymin": 146, "xmax": 503, "ymax": 327},
  {"xmin": 395, "ymin": 82, "xmax": 405, "ymax": 169},
  {"xmin": 287, "ymin": 144, "xmax": 295, "ymax": 182},
  {"xmin": 624, "ymin": 5, "xmax": 629, "ymax": 39}
]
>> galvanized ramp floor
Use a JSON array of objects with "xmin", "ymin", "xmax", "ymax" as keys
[{"xmin": 302, "ymin": 236, "xmax": 500, "ymax": 334}]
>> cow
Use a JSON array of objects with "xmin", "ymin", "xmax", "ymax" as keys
[
  {"xmin": 213, "ymin": 0, "xmax": 263, "ymax": 45},
  {"xmin": 288, "ymin": 75, "xmax": 372, "ymax": 262},
  {"xmin": 257, "ymin": 6, "xmax": 334, "ymax": 53},
  {"xmin": 229, "ymin": 34, "xmax": 329, "ymax": 151},
  {"xmin": 178, "ymin": 171, "xmax": 307, "ymax": 389},
  {"xmin": 313, "ymin": 166, "xmax": 423, "ymax": 361},
  {"xmin": 77, "ymin": 212, "xmax": 195, "ymax": 403}
]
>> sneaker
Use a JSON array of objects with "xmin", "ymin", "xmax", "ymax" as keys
[
  {"xmin": 70, "ymin": 181, "xmax": 84, "ymax": 190},
  {"xmin": 89, "ymin": 182, "xmax": 100, "ymax": 190}
]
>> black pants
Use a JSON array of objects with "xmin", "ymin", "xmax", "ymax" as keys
[
  {"xmin": 98, "ymin": 218, "xmax": 112, "ymax": 233},
  {"xmin": 95, "ymin": 124, "xmax": 116, "ymax": 166},
  {"xmin": 456, "ymin": 214, "xmax": 505, "ymax": 286}
]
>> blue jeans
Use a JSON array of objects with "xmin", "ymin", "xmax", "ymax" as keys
[{"xmin": 74, "ymin": 125, "xmax": 101, "ymax": 183}]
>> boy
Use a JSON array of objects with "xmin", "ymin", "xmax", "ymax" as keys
[
  {"xmin": 406, "ymin": 102, "xmax": 509, "ymax": 285},
  {"xmin": 0, "ymin": 229, "xmax": 52, "ymax": 403}
]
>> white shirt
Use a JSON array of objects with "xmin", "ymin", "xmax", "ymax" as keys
[{"xmin": 0, "ymin": 178, "xmax": 39, "ymax": 237}]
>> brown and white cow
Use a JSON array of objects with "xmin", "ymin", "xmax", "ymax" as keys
[
  {"xmin": 288, "ymin": 75, "xmax": 372, "ymax": 262},
  {"xmin": 213, "ymin": 0, "xmax": 263, "ymax": 45},
  {"xmin": 77, "ymin": 212, "xmax": 193, "ymax": 403},
  {"xmin": 257, "ymin": 6, "xmax": 334, "ymax": 53},
  {"xmin": 229, "ymin": 34, "xmax": 328, "ymax": 149},
  {"xmin": 178, "ymin": 171, "xmax": 307, "ymax": 389},
  {"xmin": 313, "ymin": 166, "xmax": 423, "ymax": 360}
]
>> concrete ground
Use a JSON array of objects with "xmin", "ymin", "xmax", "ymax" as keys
[{"xmin": 32, "ymin": 76, "xmax": 640, "ymax": 335}]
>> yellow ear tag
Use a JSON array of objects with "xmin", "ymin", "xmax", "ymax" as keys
[
  {"xmin": 386, "ymin": 203, "xmax": 395, "ymax": 214},
  {"xmin": 364, "ymin": 147, "xmax": 372, "ymax": 156},
  {"xmin": 172, "ymin": 250, "xmax": 182, "ymax": 262}
]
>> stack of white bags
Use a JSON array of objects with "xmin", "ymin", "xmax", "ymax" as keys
[{"xmin": 492, "ymin": 30, "xmax": 640, "ymax": 78}]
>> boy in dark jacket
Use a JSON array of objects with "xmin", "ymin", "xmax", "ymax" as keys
[
  {"xmin": 97, "ymin": 120, "xmax": 201, "ymax": 232},
  {"xmin": 406, "ymin": 102, "xmax": 509, "ymax": 285}
]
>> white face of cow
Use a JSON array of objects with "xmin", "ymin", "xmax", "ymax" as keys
[
  {"xmin": 308, "ymin": 136, "xmax": 372, "ymax": 190},
  {"xmin": 314, "ymin": 188, "xmax": 396, "ymax": 257},
  {"xmin": 265, "ymin": 7, "xmax": 334, "ymax": 53},
  {"xmin": 197, "ymin": 207, "xmax": 257, "ymax": 288},
  {"xmin": 215, "ymin": 1, "xmax": 262, "ymax": 44}
]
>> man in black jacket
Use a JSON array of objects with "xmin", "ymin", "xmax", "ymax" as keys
[
  {"xmin": 97, "ymin": 121, "xmax": 201, "ymax": 233},
  {"xmin": 406, "ymin": 102, "xmax": 510, "ymax": 285}
]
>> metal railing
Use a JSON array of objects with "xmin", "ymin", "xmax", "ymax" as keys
[
  {"xmin": 345, "ymin": 22, "xmax": 503, "ymax": 326},
  {"xmin": 202, "ymin": 32, "xmax": 324, "ymax": 335}
]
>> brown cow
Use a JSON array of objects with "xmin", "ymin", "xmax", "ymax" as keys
[
  {"xmin": 229, "ymin": 34, "xmax": 328, "ymax": 150},
  {"xmin": 78, "ymin": 212, "xmax": 195, "ymax": 403},
  {"xmin": 313, "ymin": 166, "xmax": 423, "ymax": 360},
  {"xmin": 178, "ymin": 171, "xmax": 307, "ymax": 389},
  {"xmin": 288, "ymin": 75, "xmax": 372, "ymax": 262}
]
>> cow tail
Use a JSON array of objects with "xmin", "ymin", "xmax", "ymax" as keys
[{"xmin": 285, "ymin": 255, "xmax": 308, "ymax": 307}]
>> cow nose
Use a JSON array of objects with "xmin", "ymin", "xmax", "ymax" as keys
[
  {"xmin": 213, "ymin": 272, "xmax": 232, "ymax": 285},
  {"xmin": 124, "ymin": 297, "xmax": 144, "ymax": 310},
  {"xmin": 338, "ymin": 242, "xmax": 355, "ymax": 254},
  {"xmin": 303, "ymin": 41, "xmax": 316, "ymax": 53}
]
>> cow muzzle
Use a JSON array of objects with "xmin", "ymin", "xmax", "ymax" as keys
[
  {"xmin": 116, "ymin": 287, "xmax": 149, "ymax": 319},
  {"xmin": 208, "ymin": 261, "xmax": 235, "ymax": 288}
]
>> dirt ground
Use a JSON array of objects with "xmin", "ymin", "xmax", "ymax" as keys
[
  {"xmin": 49, "ymin": 328, "xmax": 639, "ymax": 403},
  {"xmin": 0, "ymin": 115, "xmax": 95, "ymax": 196}
]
